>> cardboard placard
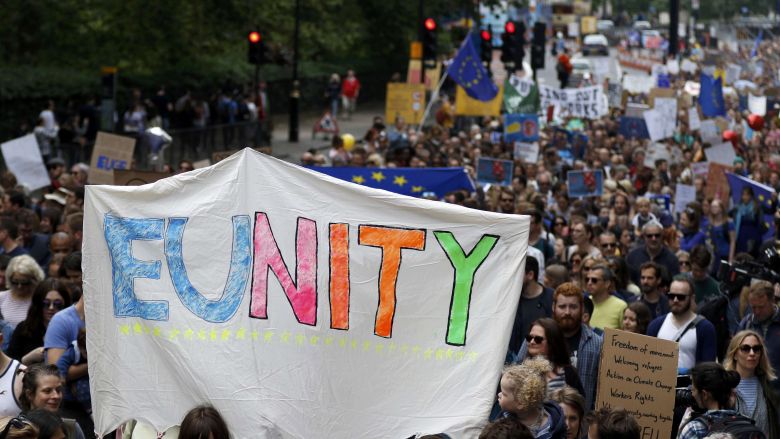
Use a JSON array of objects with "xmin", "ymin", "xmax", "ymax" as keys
[
  {"xmin": 567, "ymin": 170, "xmax": 604, "ymax": 197},
  {"xmin": 113, "ymin": 170, "xmax": 171, "ymax": 186},
  {"xmin": 386, "ymin": 83, "xmax": 427, "ymax": 125},
  {"xmin": 705, "ymin": 163, "xmax": 734, "ymax": 200},
  {"xmin": 648, "ymin": 87, "xmax": 676, "ymax": 108},
  {"xmin": 476, "ymin": 157, "xmax": 513, "ymax": 186},
  {"xmin": 674, "ymin": 184, "xmax": 697, "ymax": 214},
  {"xmin": 596, "ymin": 329, "xmax": 679, "ymax": 439},
  {"xmin": 90, "ymin": 132, "xmax": 136, "ymax": 185},
  {"xmin": 513, "ymin": 142, "xmax": 540, "ymax": 164}
]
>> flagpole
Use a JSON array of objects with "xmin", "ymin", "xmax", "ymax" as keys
[{"xmin": 417, "ymin": 70, "xmax": 449, "ymax": 131}]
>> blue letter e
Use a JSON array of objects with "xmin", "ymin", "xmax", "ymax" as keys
[{"xmin": 104, "ymin": 214, "xmax": 168, "ymax": 320}]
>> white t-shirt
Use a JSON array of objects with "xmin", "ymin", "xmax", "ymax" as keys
[
  {"xmin": 0, "ymin": 290, "xmax": 32, "ymax": 328},
  {"xmin": 657, "ymin": 313, "xmax": 698, "ymax": 370}
]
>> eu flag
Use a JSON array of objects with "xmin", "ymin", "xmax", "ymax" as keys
[
  {"xmin": 308, "ymin": 167, "xmax": 475, "ymax": 198},
  {"xmin": 751, "ymin": 30, "xmax": 763, "ymax": 58},
  {"xmin": 699, "ymin": 73, "xmax": 726, "ymax": 117},
  {"xmin": 447, "ymin": 32, "xmax": 499, "ymax": 101},
  {"xmin": 726, "ymin": 172, "xmax": 776, "ymax": 240}
]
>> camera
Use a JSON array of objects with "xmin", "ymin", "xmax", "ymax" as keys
[{"xmin": 718, "ymin": 246, "xmax": 780, "ymax": 297}]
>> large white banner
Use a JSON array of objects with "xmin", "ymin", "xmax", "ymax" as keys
[
  {"xmin": 84, "ymin": 149, "xmax": 529, "ymax": 438},
  {"xmin": 539, "ymin": 85, "xmax": 608, "ymax": 119}
]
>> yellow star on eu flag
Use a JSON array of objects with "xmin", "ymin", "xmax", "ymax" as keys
[
  {"xmin": 393, "ymin": 175, "xmax": 408, "ymax": 187},
  {"xmin": 371, "ymin": 171, "xmax": 386, "ymax": 182},
  {"xmin": 352, "ymin": 175, "xmax": 365, "ymax": 184},
  {"xmin": 412, "ymin": 186, "xmax": 424, "ymax": 193}
]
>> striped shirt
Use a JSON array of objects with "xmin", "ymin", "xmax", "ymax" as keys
[
  {"xmin": 546, "ymin": 369, "xmax": 567, "ymax": 397},
  {"xmin": 737, "ymin": 375, "xmax": 759, "ymax": 414},
  {"xmin": 0, "ymin": 290, "xmax": 32, "ymax": 328}
]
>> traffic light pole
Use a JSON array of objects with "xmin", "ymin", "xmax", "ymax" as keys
[{"xmin": 288, "ymin": 0, "xmax": 300, "ymax": 142}]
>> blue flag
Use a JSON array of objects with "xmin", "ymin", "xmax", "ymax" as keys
[
  {"xmin": 699, "ymin": 73, "xmax": 726, "ymax": 117},
  {"xmin": 751, "ymin": 30, "xmax": 763, "ymax": 58},
  {"xmin": 619, "ymin": 116, "xmax": 650, "ymax": 139},
  {"xmin": 726, "ymin": 172, "xmax": 776, "ymax": 241},
  {"xmin": 308, "ymin": 167, "xmax": 475, "ymax": 198},
  {"xmin": 447, "ymin": 32, "xmax": 499, "ymax": 101}
]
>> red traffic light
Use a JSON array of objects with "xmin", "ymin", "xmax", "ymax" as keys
[
  {"xmin": 248, "ymin": 31, "xmax": 261, "ymax": 43},
  {"xmin": 505, "ymin": 22, "xmax": 516, "ymax": 34},
  {"xmin": 481, "ymin": 30, "xmax": 492, "ymax": 41},
  {"xmin": 424, "ymin": 18, "xmax": 436, "ymax": 31}
]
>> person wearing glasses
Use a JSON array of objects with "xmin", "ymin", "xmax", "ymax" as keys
[
  {"xmin": 737, "ymin": 281, "xmax": 780, "ymax": 392},
  {"xmin": 0, "ymin": 414, "xmax": 39, "ymax": 439},
  {"xmin": 597, "ymin": 232, "xmax": 619, "ymax": 258},
  {"xmin": 0, "ymin": 255, "xmax": 45, "ymax": 328},
  {"xmin": 586, "ymin": 265, "xmax": 626, "ymax": 331},
  {"xmin": 723, "ymin": 330, "xmax": 779, "ymax": 438},
  {"xmin": 647, "ymin": 275, "xmax": 717, "ymax": 372},
  {"xmin": 515, "ymin": 318, "xmax": 585, "ymax": 399},
  {"xmin": 676, "ymin": 250, "xmax": 691, "ymax": 274},
  {"xmin": 626, "ymin": 220, "xmax": 680, "ymax": 285},
  {"xmin": 7, "ymin": 279, "xmax": 72, "ymax": 365}
]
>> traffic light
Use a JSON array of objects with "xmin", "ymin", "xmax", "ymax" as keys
[
  {"xmin": 501, "ymin": 21, "xmax": 525, "ymax": 71},
  {"xmin": 531, "ymin": 22, "xmax": 546, "ymax": 70},
  {"xmin": 422, "ymin": 18, "xmax": 438, "ymax": 63},
  {"xmin": 480, "ymin": 29, "xmax": 493, "ymax": 66},
  {"xmin": 248, "ymin": 31, "xmax": 267, "ymax": 65}
]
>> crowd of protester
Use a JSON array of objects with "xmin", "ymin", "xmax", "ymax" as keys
[{"xmin": 301, "ymin": 34, "xmax": 780, "ymax": 439}]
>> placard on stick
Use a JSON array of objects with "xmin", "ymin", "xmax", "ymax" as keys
[
  {"xmin": 596, "ymin": 328, "xmax": 679, "ymax": 439},
  {"xmin": 90, "ymin": 132, "xmax": 136, "ymax": 184}
]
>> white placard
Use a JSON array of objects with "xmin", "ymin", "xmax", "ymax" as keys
[
  {"xmin": 513, "ymin": 142, "xmax": 540, "ymax": 163},
  {"xmin": 643, "ymin": 98, "xmax": 677, "ymax": 142},
  {"xmin": 688, "ymin": 107, "xmax": 701, "ymax": 130},
  {"xmin": 644, "ymin": 142, "xmax": 672, "ymax": 168},
  {"xmin": 748, "ymin": 94, "xmax": 767, "ymax": 116},
  {"xmin": 691, "ymin": 161, "xmax": 710, "ymax": 176},
  {"xmin": 84, "ymin": 149, "xmax": 529, "ymax": 439},
  {"xmin": 622, "ymin": 75, "xmax": 655, "ymax": 94},
  {"xmin": 700, "ymin": 119, "xmax": 721, "ymax": 144},
  {"xmin": 674, "ymin": 184, "xmax": 697, "ymax": 214},
  {"xmin": 681, "ymin": 59, "xmax": 698, "ymax": 73},
  {"xmin": 667, "ymin": 59, "xmax": 680, "ymax": 75},
  {"xmin": 707, "ymin": 142, "xmax": 737, "ymax": 166},
  {"xmin": 538, "ymin": 85, "xmax": 608, "ymax": 120},
  {"xmin": 0, "ymin": 134, "xmax": 51, "ymax": 191},
  {"xmin": 725, "ymin": 64, "xmax": 742, "ymax": 85}
]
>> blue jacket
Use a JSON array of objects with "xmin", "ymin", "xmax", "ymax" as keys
[
  {"xmin": 647, "ymin": 313, "xmax": 717, "ymax": 365},
  {"xmin": 516, "ymin": 323, "xmax": 602, "ymax": 409}
]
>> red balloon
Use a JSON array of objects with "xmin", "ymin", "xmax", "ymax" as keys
[
  {"xmin": 748, "ymin": 114, "xmax": 764, "ymax": 131},
  {"xmin": 722, "ymin": 130, "xmax": 738, "ymax": 144}
]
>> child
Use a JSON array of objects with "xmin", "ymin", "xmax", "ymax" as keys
[
  {"xmin": 630, "ymin": 197, "xmax": 657, "ymax": 236},
  {"xmin": 497, "ymin": 358, "xmax": 567, "ymax": 439},
  {"xmin": 56, "ymin": 329, "xmax": 91, "ymax": 414}
]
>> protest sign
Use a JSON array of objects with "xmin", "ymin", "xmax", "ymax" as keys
[
  {"xmin": 538, "ymin": 85, "xmax": 608, "ymax": 120},
  {"xmin": 625, "ymin": 103, "xmax": 650, "ymax": 118},
  {"xmin": 699, "ymin": 120, "xmax": 721, "ymax": 144},
  {"xmin": 456, "ymin": 84, "xmax": 503, "ymax": 117},
  {"xmin": 688, "ymin": 107, "xmax": 701, "ymax": 131},
  {"xmin": 618, "ymin": 117, "xmax": 650, "ymax": 139},
  {"xmin": 0, "ymin": 134, "xmax": 50, "ymax": 191},
  {"xmin": 681, "ymin": 59, "xmax": 697, "ymax": 73},
  {"xmin": 675, "ymin": 184, "xmax": 697, "ymax": 214},
  {"xmin": 386, "ymin": 83, "xmax": 427, "ymax": 125},
  {"xmin": 504, "ymin": 75, "xmax": 540, "ymax": 114},
  {"xmin": 113, "ymin": 170, "xmax": 171, "ymax": 186},
  {"xmin": 89, "ymin": 132, "xmax": 136, "ymax": 185},
  {"xmin": 644, "ymin": 143, "xmax": 671, "ymax": 168},
  {"xmin": 666, "ymin": 59, "xmax": 680, "ymax": 75},
  {"xmin": 513, "ymin": 142, "xmax": 540, "ymax": 164},
  {"xmin": 84, "ymin": 149, "xmax": 529, "ymax": 438},
  {"xmin": 477, "ymin": 157, "xmax": 513, "ymax": 186},
  {"xmin": 644, "ymin": 98, "xmax": 677, "ymax": 142},
  {"xmin": 567, "ymin": 170, "xmax": 603, "ymax": 197},
  {"xmin": 725, "ymin": 64, "xmax": 742, "ymax": 85},
  {"xmin": 504, "ymin": 114, "xmax": 539, "ymax": 142},
  {"xmin": 647, "ymin": 87, "xmax": 675, "ymax": 108},
  {"xmin": 706, "ymin": 163, "xmax": 734, "ymax": 200},
  {"xmin": 748, "ymin": 94, "xmax": 767, "ymax": 116},
  {"xmin": 622, "ymin": 75, "xmax": 655, "ymax": 94},
  {"xmin": 607, "ymin": 82, "xmax": 623, "ymax": 108},
  {"xmin": 596, "ymin": 329, "xmax": 679, "ymax": 439},
  {"xmin": 649, "ymin": 195, "xmax": 671, "ymax": 214},
  {"xmin": 706, "ymin": 142, "xmax": 737, "ymax": 166}
]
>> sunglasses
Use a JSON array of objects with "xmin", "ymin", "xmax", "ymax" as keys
[
  {"xmin": 585, "ymin": 277, "xmax": 602, "ymax": 284},
  {"xmin": 680, "ymin": 261, "xmax": 691, "ymax": 266},
  {"xmin": 645, "ymin": 233, "xmax": 661, "ymax": 239},
  {"xmin": 43, "ymin": 299, "xmax": 65, "ymax": 310},
  {"xmin": 668, "ymin": 293, "xmax": 690, "ymax": 302},
  {"xmin": 10, "ymin": 279, "xmax": 32, "ymax": 287},
  {"xmin": 739, "ymin": 344, "xmax": 763, "ymax": 354},
  {"xmin": 601, "ymin": 242, "xmax": 617, "ymax": 248},
  {"xmin": 0, "ymin": 415, "xmax": 32, "ymax": 439},
  {"xmin": 525, "ymin": 335, "xmax": 545, "ymax": 344}
]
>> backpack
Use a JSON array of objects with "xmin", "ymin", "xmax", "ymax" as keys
[
  {"xmin": 700, "ymin": 412, "xmax": 766, "ymax": 439},
  {"xmin": 697, "ymin": 293, "xmax": 730, "ymax": 361}
]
